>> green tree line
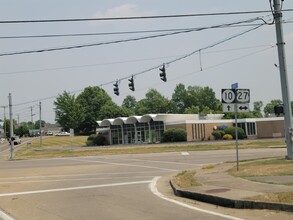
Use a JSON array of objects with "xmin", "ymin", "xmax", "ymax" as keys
[{"xmin": 52, "ymin": 84, "xmax": 293, "ymax": 135}]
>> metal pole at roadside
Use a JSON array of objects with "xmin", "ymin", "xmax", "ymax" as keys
[
  {"xmin": 273, "ymin": 0, "xmax": 293, "ymax": 159},
  {"xmin": 9, "ymin": 93, "xmax": 14, "ymax": 160},
  {"xmin": 235, "ymin": 103, "xmax": 239, "ymax": 171}
]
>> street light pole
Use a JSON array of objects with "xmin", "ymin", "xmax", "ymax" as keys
[{"xmin": 273, "ymin": 0, "xmax": 293, "ymax": 159}]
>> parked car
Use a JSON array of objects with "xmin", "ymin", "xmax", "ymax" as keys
[
  {"xmin": 55, "ymin": 132, "xmax": 70, "ymax": 136},
  {"xmin": 46, "ymin": 131, "xmax": 54, "ymax": 136},
  {"xmin": 9, "ymin": 136, "xmax": 21, "ymax": 145}
]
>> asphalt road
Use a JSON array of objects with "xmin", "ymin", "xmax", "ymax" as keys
[{"xmin": 0, "ymin": 147, "xmax": 290, "ymax": 220}]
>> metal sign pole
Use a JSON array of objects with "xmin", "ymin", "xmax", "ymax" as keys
[{"xmin": 235, "ymin": 103, "xmax": 239, "ymax": 171}]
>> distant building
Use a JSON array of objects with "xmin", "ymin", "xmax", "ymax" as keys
[{"xmin": 97, "ymin": 114, "xmax": 286, "ymax": 145}]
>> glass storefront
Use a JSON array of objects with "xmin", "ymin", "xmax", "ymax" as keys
[{"xmin": 107, "ymin": 120, "xmax": 164, "ymax": 145}]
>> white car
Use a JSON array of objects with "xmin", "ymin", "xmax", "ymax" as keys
[{"xmin": 55, "ymin": 132, "xmax": 70, "ymax": 136}]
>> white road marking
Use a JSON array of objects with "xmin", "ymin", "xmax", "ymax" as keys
[
  {"xmin": 65, "ymin": 157, "xmax": 178, "ymax": 172},
  {"xmin": 0, "ymin": 170, "xmax": 165, "ymax": 181},
  {"xmin": 181, "ymin": 152, "xmax": 190, "ymax": 156},
  {"xmin": 149, "ymin": 176, "xmax": 244, "ymax": 220},
  {"xmin": 113, "ymin": 157, "xmax": 203, "ymax": 166},
  {"xmin": 0, "ymin": 175, "xmax": 155, "ymax": 184},
  {"xmin": 0, "ymin": 209, "xmax": 15, "ymax": 220},
  {"xmin": 0, "ymin": 180, "xmax": 152, "ymax": 197}
]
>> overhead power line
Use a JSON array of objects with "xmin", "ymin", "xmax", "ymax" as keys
[
  {"xmin": 0, "ymin": 45, "xmax": 273, "ymax": 76},
  {"xmin": 0, "ymin": 17, "xmax": 266, "ymax": 57},
  {"xmin": 0, "ymin": 9, "xmax": 292, "ymax": 24},
  {"xmin": 111, "ymin": 23, "xmax": 265, "ymax": 84},
  {"xmin": 9, "ymin": 19, "xmax": 267, "ymax": 107},
  {"xmin": 0, "ymin": 24, "xmax": 265, "ymax": 39}
]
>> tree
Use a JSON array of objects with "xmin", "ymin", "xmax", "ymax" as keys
[
  {"xmin": 76, "ymin": 86, "xmax": 112, "ymax": 134},
  {"xmin": 252, "ymin": 101, "xmax": 263, "ymax": 118},
  {"xmin": 122, "ymin": 95, "xmax": 136, "ymax": 114},
  {"xmin": 264, "ymin": 99, "xmax": 282, "ymax": 117},
  {"xmin": 15, "ymin": 124, "xmax": 29, "ymax": 137},
  {"xmin": 171, "ymin": 84, "xmax": 189, "ymax": 113},
  {"xmin": 171, "ymin": 84, "xmax": 221, "ymax": 114},
  {"xmin": 135, "ymin": 89, "xmax": 170, "ymax": 115},
  {"xmin": 4, "ymin": 119, "xmax": 17, "ymax": 139},
  {"xmin": 34, "ymin": 120, "xmax": 46, "ymax": 129},
  {"xmin": 184, "ymin": 105, "xmax": 200, "ymax": 114},
  {"xmin": 196, "ymin": 86, "xmax": 222, "ymax": 113},
  {"xmin": 54, "ymin": 91, "xmax": 85, "ymax": 132},
  {"xmin": 99, "ymin": 102, "xmax": 133, "ymax": 119}
]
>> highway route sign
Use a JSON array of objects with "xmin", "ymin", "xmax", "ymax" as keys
[
  {"xmin": 221, "ymin": 89, "xmax": 236, "ymax": 103},
  {"xmin": 223, "ymin": 103, "xmax": 250, "ymax": 113},
  {"xmin": 236, "ymin": 89, "xmax": 250, "ymax": 103},
  {"xmin": 222, "ymin": 89, "xmax": 250, "ymax": 104}
]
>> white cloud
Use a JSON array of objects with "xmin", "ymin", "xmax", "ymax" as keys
[{"xmin": 93, "ymin": 4, "xmax": 142, "ymax": 18}]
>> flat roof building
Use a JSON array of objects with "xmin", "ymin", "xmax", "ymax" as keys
[{"xmin": 97, "ymin": 114, "xmax": 286, "ymax": 145}]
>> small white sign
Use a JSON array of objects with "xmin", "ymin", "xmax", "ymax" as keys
[
  {"xmin": 70, "ymin": 128, "xmax": 74, "ymax": 137},
  {"xmin": 237, "ymin": 103, "xmax": 250, "ymax": 112},
  {"xmin": 223, "ymin": 103, "xmax": 250, "ymax": 113},
  {"xmin": 222, "ymin": 103, "xmax": 235, "ymax": 112}
]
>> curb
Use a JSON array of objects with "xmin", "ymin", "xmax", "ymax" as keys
[{"xmin": 170, "ymin": 180, "xmax": 293, "ymax": 212}]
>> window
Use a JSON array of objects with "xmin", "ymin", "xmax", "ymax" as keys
[{"xmin": 246, "ymin": 122, "xmax": 256, "ymax": 136}]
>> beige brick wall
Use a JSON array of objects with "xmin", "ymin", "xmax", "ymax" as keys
[{"xmin": 256, "ymin": 120, "xmax": 284, "ymax": 138}]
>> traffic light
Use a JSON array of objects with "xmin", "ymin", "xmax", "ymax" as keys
[
  {"xmin": 113, "ymin": 81, "xmax": 119, "ymax": 96},
  {"xmin": 128, "ymin": 76, "xmax": 135, "ymax": 91},
  {"xmin": 159, "ymin": 64, "xmax": 167, "ymax": 82},
  {"xmin": 274, "ymin": 104, "xmax": 284, "ymax": 116}
]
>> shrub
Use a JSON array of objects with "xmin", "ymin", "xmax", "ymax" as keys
[
  {"xmin": 223, "ymin": 134, "xmax": 233, "ymax": 140},
  {"xmin": 162, "ymin": 128, "xmax": 187, "ymax": 142},
  {"xmin": 86, "ymin": 134, "xmax": 106, "ymax": 146},
  {"xmin": 224, "ymin": 127, "xmax": 246, "ymax": 139},
  {"xmin": 93, "ymin": 135, "xmax": 106, "ymax": 146},
  {"xmin": 212, "ymin": 131, "xmax": 225, "ymax": 140}
]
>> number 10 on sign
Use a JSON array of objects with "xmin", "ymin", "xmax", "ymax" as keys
[{"xmin": 221, "ymin": 89, "xmax": 236, "ymax": 103}]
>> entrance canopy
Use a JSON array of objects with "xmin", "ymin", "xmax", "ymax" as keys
[{"xmin": 97, "ymin": 114, "xmax": 202, "ymax": 127}]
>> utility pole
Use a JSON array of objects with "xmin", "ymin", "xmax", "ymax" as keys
[
  {"xmin": 1, "ymin": 106, "xmax": 7, "ymax": 139},
  {"xmin": 9, "ymin": 93, "xmax": 14, "ymax": 160},
  {"xmin": 273, "ymin": 0, "xmax": 293, "ymax": 159},
  {"xmin": 39, "ymin": 101, "xmax": 42, "ymax": 147},
  {"xmin": 30, "ymin": 106, "xmax": 34, "ymax": 124}
]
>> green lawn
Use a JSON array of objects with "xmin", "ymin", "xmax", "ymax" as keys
[{"xmin": 13, "ymin": 137, "xmax": 286, "ymax": 160}]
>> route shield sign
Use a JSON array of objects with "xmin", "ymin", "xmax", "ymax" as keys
[
  {"xmin": 221, "ymin": 89, "xmax": 236, "ymax": 103},
  {"xmin": 236, "ymin": 89, "xmax": 250, "ymax": 103},
  {"xmin": 222, "ymin": 89, "xmax": 250, "ymax": 104}
]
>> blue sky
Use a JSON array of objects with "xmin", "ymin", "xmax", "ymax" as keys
[{"xmin": 0, "ymin": 0, "xmax": 293, "ymax": 123}]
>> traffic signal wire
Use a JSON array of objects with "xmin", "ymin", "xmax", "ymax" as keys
[
  {"xmin": 9, "ymin": 19, "xmax": 268, "ymax": 107},
  {"xmin": 0, "ymin": 9, "xmax": 292, "ymax": 24},
  {"xmin": 0, "ymin": 17, "xmax": 267, "ymax": 57}
]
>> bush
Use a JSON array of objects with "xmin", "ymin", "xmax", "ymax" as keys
[
  {"xmin": 224, "ymin": 127, "xmax": 246, "ymax": 139},
  {"xmin": 162, "ymin": 128, "xmax": 187, "ymax": 142},
  {"xmin": 212, "ymin": 131, "xmax": 225, "ymax": 140},
  {"xmin": 223, "ymin": 134, "xmax": 233, "ymax": 140},
  {"xmin": 86, "ymin": 134, "xmax": 106, "ymax": 146}
]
